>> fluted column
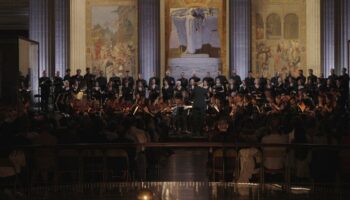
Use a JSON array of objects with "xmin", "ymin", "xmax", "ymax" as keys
[
  {"xmin": 138, "ymin": 0, "xmax": 160, "ymax": 81},
  {"xmin": 229, "ymin": 0, "xmax": 250, "ymax": 78},
  {"xmin": 339, "ymin": 0, "xmax": 350, "ymax": 72},
  {"xmin": 55, "ymin": 0, "xmax": 70, "ymax": 75},
  {"xmin": 29, "ymin": 0, "xmax": 54, "ymax": 75},
  {"xmin": 321, "ymin": 0, "xmax": 335, "ymax": 76},
  {"xmin": 70, "ymin": 0, "xmax": 86, "ymax": 74}
]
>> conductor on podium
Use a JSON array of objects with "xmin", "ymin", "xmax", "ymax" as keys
[{"xmin": 191, "ymin": 79, "xmax": 208, "ymax": 136}]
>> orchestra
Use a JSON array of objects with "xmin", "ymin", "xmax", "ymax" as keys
[{"xmin": 19, "ymin": 67, "xmax": 350, "ymax": 134}]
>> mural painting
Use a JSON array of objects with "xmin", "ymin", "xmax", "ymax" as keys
[
  {"xmin": 251, "ymin": 0, "xmax": 306, "ymax": 77},
  {"xmin": 86, "ymin": 0, "xmax": 137, "ymax": 78}
]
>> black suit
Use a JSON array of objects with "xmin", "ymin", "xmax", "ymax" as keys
[
  {"xmin": 39, "ymin": 76, "xmax": 52, "ymax": 111},
  {"xmin": 191, "ymin": 86, "xmax": 207, "ymax": 135}
]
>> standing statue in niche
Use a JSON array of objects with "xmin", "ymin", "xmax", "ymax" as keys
[{"xmin": 170, "ymin": 8, "xmax": 220, "ymax": 55}]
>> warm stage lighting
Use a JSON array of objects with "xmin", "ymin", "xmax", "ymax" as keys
[{"xmin": 137, "ymin": 189, "xmax": 153, "ymax": 200}]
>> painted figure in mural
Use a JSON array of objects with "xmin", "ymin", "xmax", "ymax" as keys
[
  {"xmin": 256, "ymin": 14, "xmax": 264, "ymax": 40},
  {"xmin": 170, "ymin": 8, "xmax": 220, "ymax": 54}
]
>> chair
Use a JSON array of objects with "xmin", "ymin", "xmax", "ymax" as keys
[
  {"xmin": 105, "ymin": 149, "xmax": 129, "ymax": 181},
  {"xmin": 212, "ymin": 149, "xmax": 237, "ymax": 181}
]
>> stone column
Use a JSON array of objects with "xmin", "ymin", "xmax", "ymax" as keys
[
  {"xmin": 29, "ymin": 0, "xmax": 55, "ymax": 76},
  {"xmin": 321, "ymin": 0, "xmax": 335, "ymax": 76},
  {"xmin": 54, "ymin": 0, "xmax": 70, "ymax": 75},
  {"xmin": 70, "ymin": 0, "xmax": 86, "ymax": 74},
  {"xmin": 339, "ymin": 0, "xmax": 350, "ymax": 72},
  {"xmin": 138, "ymin": 0, "xmax": 160, "ymax": 81},
  {"xmin": 229, "ymin": 0, "xmax": 250, "ymax": 78}
]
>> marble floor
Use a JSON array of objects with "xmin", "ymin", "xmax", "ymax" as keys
[{"xmin": 8, "ymin": 149, "xmax": 347, "ymax": 200}]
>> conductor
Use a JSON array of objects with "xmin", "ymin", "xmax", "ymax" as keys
[{"xmin": 191, "ymin": 79, "xmax": 208, "ymax": 136}]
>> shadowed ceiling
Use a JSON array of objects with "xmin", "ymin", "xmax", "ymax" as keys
[{"xmin": 0, "ymin": 0, "xmax": 29, "ymax": 30}]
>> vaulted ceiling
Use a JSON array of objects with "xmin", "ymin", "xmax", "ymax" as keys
[{"xmin": 0, "ymin": 0, "xmax": 29, "ymax": 30}]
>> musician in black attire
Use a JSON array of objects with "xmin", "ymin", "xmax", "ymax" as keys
[
  {"xmin": 84, "ymin": 68, "xmax": 95, "ymax": 99},
  {"xmin": 274, "ymin": 78, "xmax": 285, "ymax": 95},
  {"xmin": 191, "ymin": 79, "xmax": 208, "ymax": 136},
  {"xmin": 59, "ymin": 80, "xmax": 71, "ymax": 112},
  {"xmin": 245, "ymin": 71, "xmax": 255, "ymax": 89},
  {"xmin": 305, "ymin": 79, "xmax": 317, "ymax": 99},
  {"xmin": 96, "ymin": 70, "xmax": 107, "ymax": 91},
  {"xmin": 105, "ymin": 81, "xmax": 117, "ymax": 100},
  {"xmin": 285, "ymin": 71, "xmax": 294, "ymax": 85},
  {"xmin": 162, "ymin": 80, "xmax": 174, "ymax": 102},
  {"xmin": 148, "ymin": 78, "xmax": 160, "ymax": 102},
  {"xmin": 215, "ymin": 70, "xmax": 228, "ymax": 86},
  {"xmin": 163, "ymin": 70, "xmax": 176, "ymax": 88},
  {"xmin": 203, "ymin": 72, "xmax": 214, "ymax": 87},
  {"xmin": 328, "ymin": 68, "xmax": 338, "ymax": 88},
  {"xmin": 136, "ymin": 74, "xmax": 147, "ymax": 89},
  {"xmin": 177, "ymin": 72, "xmax": 189, "ymax": 88},
  {"xmin": 286, "ymin": 76, "xmax": 298, "ymax": 95},
  {"xmin": 149, "ymin": 72, "xmax": 160, "ymax": 87},
  {"xmin": 173, "ymin": 81, "xmax": 185, "ymax": 98},
  {"xmin": 260, "ymin": 74, "xmax": 268, "ymax": 88},
  {"xmin": 307, "ymin": 69, "xmax": 317, "ymax": 85},
  {"xmin": 271, "ymin": 72, "xmax": 280, "ymax": 87},
  {"xmin": 230, "ymin": 69, "xmax": 242, "ymax": 86},
  {"xmin": 213, "ymin": 78, "xmax": 226, "ymax": 101},
  {"xmin": 239, "ymin": 80, "xmax": 250, "ymax": 95},
  {"xmin": 18, "ymin": 71, "xmax": 30, "ymax": 104},
  {"xmin": 189, "ymin": 72, "xmax": 200, "ymax": 83},
  {"xmin": 135, "ymin": 81, "xmax": 146, "ymax": 98},
  {"xmin": 316, "ymin": 77, "xmax": 326, "ymax": 94},
  {"xmin": 109, "ymin": 72, "xmax": 121, "ymax": 91},
  {"xmin": 296, "ymin": 69, "xmax": 306, "ymax": 85},
  {"xmin": 227, "ymin": 78, "xmax": 239, "ymax": 97},
  {"xmin": 92, "ymin": 81, "xmax": 102, "ymax": 102},
  {"xmin": 122, "ymin": 79, "xmax": 134, "ymax": 102},
  {"xmin": 122, "ymin": 70, "xmax": 135, "ymax": 89},
  {"xmin": 251, "ymin": 79, "xmax": 264, "ymax": 100},
  {"xmin": 72, "ymin": 69, "xmax": 84, "ymax": 88},
  {"xmin": 53, "ymin": 71, "xmax": 63, "ymax": 110},
  {"xmin": 39, "ymin": 70, "xmax": 52, "ymax": 111},
  {"xmin": 339, "ymin": 68, "xmax": 350, "ymax": 105},
  {"xmin": 63, "ymin": 68, "xmax": 72, "ymax": 86}
]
